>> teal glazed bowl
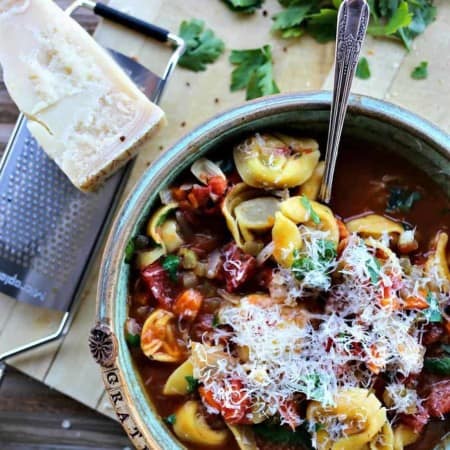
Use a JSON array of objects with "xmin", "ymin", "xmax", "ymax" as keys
[{"xmin": 90, "ymin": 91, "xmax": 450, "ymax": 450}]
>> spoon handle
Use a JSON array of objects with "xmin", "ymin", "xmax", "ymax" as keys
[{"xmin": 319, "ymin": 0, "xmax": 369, "ymax": 203}]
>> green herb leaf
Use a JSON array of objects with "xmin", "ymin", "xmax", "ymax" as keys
[
  {"xmin": 222, "ymin": 0, "xmax": 264, "ymax": 14},
  {"xmin": 424, "ymin": 291, "xmax": 442, "ymax": 323},
  {"xmin": 125, "ymin": 332, "xmax": 140, "ymax": 347},
  {"xmin": 125, "ymin": 239, "xmax": 135, "ymax": 264},
  {"xmin": 305, "ymin": 9, "xmax": 338, "ymax": 43},
  {"xmin": 411, "ymin": 61, "xmax": 428, "ymax": 79},
  {"xmin": 253, "ymin": 422, "xmax": 313, "ymax": 448},
  {"xmin": 291, "ymin": 240, "xmax": 336, "ymax": 281},
  {"xmin": 368, "ymin": 1, "xmax": 412, "ymax": 36},
  {"xmin": 185, "ymin": 375, "xmax": 200, "ymax": 394},
  {"xmin": 301, "ymin": 196, "xmax": 321, "ymax": 224},
  {"xmin": 424, "ymin": 357, "xmax": 450, "ymax": 375},
  {"xmin": 212, "ymin": 314, "xmax": 220, "ymax": 327},
  {"xmin": 356, "ymin": 57, "xmax": 371, "ymax": 79},
  {"xmin": 386, "ymin": 187, "xmax": 421, "ymax": 213},
  {"xmin": 162, "ymin": 255, "xmax": 181, "ymax": 282},
  {"xmin": 441, "ymin": 344, "xmax": 450, "ymax": 354},
  {"xmin": 367, "ymin": 257, "xmax": 381, "ymax": 284},
  {"xmin": 230, "ymin": 45, "xmax": 280, "ymax": 100},
  {"xmin": 178, "ymin": 19, "xmax": 225, "ymax": 72},
  {"xmin": 272, "ymin": 3, "xmax": 313, "ymax": 38},
  {"xmin": 164, "ymin": 414, "xmax": 177, "ymax": 425},
  {"xmin": 292, "ymin": 255, "xmax": 315, "ymax": 281}
]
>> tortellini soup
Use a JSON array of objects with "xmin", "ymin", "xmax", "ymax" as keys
[{"xmin": 125, "ymin": 132, "xmax": 450, "ymax": 450}]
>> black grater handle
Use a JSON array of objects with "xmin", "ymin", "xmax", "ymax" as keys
[{"xmin": 93, "ymin": 2, "xmax": 170, "ymax": 43}]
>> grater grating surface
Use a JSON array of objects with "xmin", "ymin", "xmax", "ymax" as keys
[{"xmin": 0, "ymin": 50, "xmax": 161, "ymax": 311}]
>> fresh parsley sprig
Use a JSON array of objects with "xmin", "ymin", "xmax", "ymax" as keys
[
  {"xmin": 178, "ymin": 19, "xmax": 225, "ymax": 72},
  {"xmin": 230, "ymin": 45, "xmax": 280, "ymax": 100},
  {"xmin": 222, "ymin": 0, "xmax": 265, "ymax": 14}
]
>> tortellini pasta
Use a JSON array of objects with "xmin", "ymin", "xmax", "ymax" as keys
[
  {"xmin": 346, "ymin": 214, "xmax": 404, "ymax": 237},
  {"xmin": 272, "ymin": 211, "xmax": 302, "ymax": 267},
  {"xmin": 299, "ymin": 161, "xmax": 325, "ymax": 200},
  {"xmin": 233, "ymin": 133, "xmax": 320, "ymax": 189},
  {"xmin": 172, "ymin": 400, "xmax": 230, "ymax": 447},
  {"xmin": 306, "ymin": 388, "xmax": 387, "ymax": 450},
  {"xmin": 393, "ymin": 425, "xmax": 419, "ymax": 450},
  {"xmin": 369, "ymin": 421, "xmax": 394, "ymax": 450},
  {"xmin": 222, "ymin": 183, "xmax": 279, "ymax": 252},
  {"xmin": 163, "ymin": 359, "xmax": 194, "ymax": 395},
  {"xmin": 140, "ymin": 309, "xmax": 186, "ymax": 362},
  {"xmin": 425, "ymin": 231, "xmax": 450, "ymax": 291},
  {"xmin": 280, "ymin": 196, "xmax": 339, "ymax": 245},
  {"xmin": 146, "ymin": 202, "xmax": 183, "ymax": 253}
]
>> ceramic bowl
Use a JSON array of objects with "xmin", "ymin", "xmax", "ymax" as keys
[{"xmin": 90, "ymin": 91, "xmax": 450, "ymax": 450}]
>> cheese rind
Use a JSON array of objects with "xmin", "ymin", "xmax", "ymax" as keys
[{"xmin": 0, "ymin": 0, "xmax": 165, "ymax": 191}]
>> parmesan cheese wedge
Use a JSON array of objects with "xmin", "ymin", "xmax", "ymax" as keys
[{"xmin": 0, "ymin": 0, "xmax": 165, "ymax": 191}]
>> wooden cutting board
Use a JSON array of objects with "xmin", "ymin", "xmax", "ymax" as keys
[{"xmin": 0, "ymin": 0, "xmax": 449, "ymax": 420}]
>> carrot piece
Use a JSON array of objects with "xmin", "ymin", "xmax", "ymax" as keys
[{"xmin": 172, "ymin": 288, "xmax": 203, "ymax": 321}]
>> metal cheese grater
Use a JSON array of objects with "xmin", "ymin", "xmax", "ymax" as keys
[{"xmin": 0, "ymin": 0, "xmax": 184, "ymax": 370}]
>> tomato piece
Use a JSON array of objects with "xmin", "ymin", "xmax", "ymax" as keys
[
  {"xmin": 172, "ymin": 288, "xmax": 203, "ymax": 321},
  {"xmin": 199, "ymin": 380, "xmax": 252, "ymax": 425},
  {"xmin": 188, "ymin": 185, "xmax": 211, "ymax": 208},
  {"xmin": 424, "ymin": 380, "xmax": 450, "ymax": 417},
  {"xmin": 399, "ymin": 404, "xmax": 429, "ymax": 433},
  {"xmin": 221, "ymin": 243, "xmax": 257, "ymax": 292},
  {"xmin": 141, "ymin": 262, "xmax": 173, "ymax": 310},
  {"xmin": 208, "ymin": 175, "xmax": 228, "ymax": 196}
]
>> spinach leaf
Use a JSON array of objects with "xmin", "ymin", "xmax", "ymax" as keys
[
  {"xmin": 301, "ymin": 196, "xmax": 321, "ymax": 224},
  {"xmin": 253, "ymin": 422, "xmax": 313, "ymax": 448},
  {"xmin": 162, "ymin": 255, "xmax": 181, "ymax": 282},
  {"xmin": 424, "ymin": 357, "xmax": 450, "ymax": 375},
  {"xmin": 386, "ymin": 187, "xmax": 421, "ymax": 213},
  {"xmin": 125, "ymin": 239, "xmax": 135, "ymax": 264},
  {"xmin": 356, "ymin": 57, "xmax": 371, "ymax": 79},
  {"xmin": 185, "ymin": 376, "xmax": 200, "ymax": 394}
]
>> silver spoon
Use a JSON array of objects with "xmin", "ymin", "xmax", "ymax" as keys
[{"xmin": 318, "ymin": 0, "xmax": 370, "ymax": 204}]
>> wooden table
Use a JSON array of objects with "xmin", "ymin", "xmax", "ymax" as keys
[{"xmin": 0, "ymin": 0, "xmax": 449, "ymax": 448}]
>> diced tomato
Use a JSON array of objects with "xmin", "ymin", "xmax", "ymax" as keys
[
  {"xmin": 188, "ymin": 185, "xmax": 211, "ymax": 208},
  {"xmin": 191, "ymin": 313, "xmax": 215, "ymax": 342},
  {"xmin": 424, "ymin": 380, "xmax": 450, "ymax": 417},
  {"xmin": 172, "ymin": 288, "xmax": 203, "ymax": 321},
  {"xmin": 221, "ymin": 243, "xmax": 257, "ymax": 292},
  {"xmin": 141, "ymin": 262, "xmax": 173, "ymax": 310},
  {"xmin": 208, "ymin": 175, "xmax": 228, "ymax": 196},
  {"xmin": 279, "ymin": 398, "xmax": 301, "ymax": 431},
  {"xmin": 171, "ymin": 187, "xmax": 188, "ymax": 201},
  {"xmin": 336, "ymin": 218, "xmax": 349, "ymax": 241},
  {"xmin": 199, "ymin": 379, "xmax": 252, "ymax": 425},
  {"xmin": 399, "ymin": 404, "xmax": 430, "ymax": 433}
]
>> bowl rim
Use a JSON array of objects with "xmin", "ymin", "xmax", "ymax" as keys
[{"xmin": 94, "ymin": 90, "xmax": 450, "ymax": 450}]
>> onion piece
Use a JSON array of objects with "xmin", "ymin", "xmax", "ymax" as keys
[
  {"xmin": 159, "ymin": 188, "xmax": 174, "ymax": 205},
  {"xmin": 206, "ymin": 249, "xmax": 222, "ymax": 279},
  {"xmin": 218, "ymin": 288, "xmax": 241, "ymax": 305},
  {"xmin": 182, "ymin": 271, "xmax": 198, "ymax": 288},
  {"xmin": 256, "ymin": 241, "xmax": 275, "ymax": 266},
  {"xmin": 191, "ymin": 158, "xmax": 226, "ymax": 184}
]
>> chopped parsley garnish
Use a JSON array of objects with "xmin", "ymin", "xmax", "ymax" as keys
[
  {"xmin": 229, "ymin": 45, "xmax": 280, "ymax": 100},
  {"xmin": 411, "ymin": 61, "xmax": 429, "ymax": 80},
  {"xmin": 301, "ymin": 196, "xmax": 321, "ymax": 224},
  {"xmin": 368, "ymin": 1, "xmax": 412, "ymax": 37},
  {"xmin": 304, "ymin": 8, "xmax": 338, "ymax": 43},
  {"xmin": 164, "ymin": 414, "xmax": 177, "ymax": 425},
  {"xmin": 124, "ymin": 239, "xmax": 135, "ymax": 263},
  {"xmin": 222, "ymin": 0, "xmax": 264, "ymax": 14},
  {"xmin": 356, "ymin": 57, "xmax": 371, "ymax": 79},
  {"xmin": 253, "ymin": 422, "xmax": 313, "ymax": 448},
  {"xmin": 178, "ymin": 19, "xmax": 225, "ymax": 72},
  {"xmin": 162, "ymin": 255, "xmax": 181, "ymax": 282},
  {"xmin": 367, "ymin": 257, "xmax": 382, "ymax": 284},
  {"xmin": 185, "ymin": 376, "xmax": 200, "ymax": 394},
  {"xmin": 424, "ymin": 357, "xmax": 450, "ymax": 375},
  {"xmin": 424, "ymin": 291, "xmax": 442, "ymax": 323},
  {"xmin": 386, "ymin": 187, "xmax": 421, "ymax": 213},
  {"xmin": 291, "ymin": 240, "xmax": 336, "ymax": 281}
]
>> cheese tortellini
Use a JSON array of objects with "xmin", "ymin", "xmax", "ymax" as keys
[
  {"xmin": 233, "ymin": 133, "xmax": 320, "ymax": 189},
  {"xmin": 346, "ymin": 214, "xmax": 404, "ymax": 237},
  {"xmin": 172, "ymin": 400, "xmax": 229, "ymax": 447},
  {"xmin": 222, "ymin": 183, "xmax": 279, "ymax": 253},
  {"xmin": 425, "ymin": 231, "xmax": 450, "ymax": 291},
  {"xmin": 306, "ymin": 388, "xmax": 387, "ymax": 450}
]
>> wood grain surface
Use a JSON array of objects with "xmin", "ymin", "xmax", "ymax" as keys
[{"xmin": 0, "ymin": 0, "xmax": 449, "ymax": 448}]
